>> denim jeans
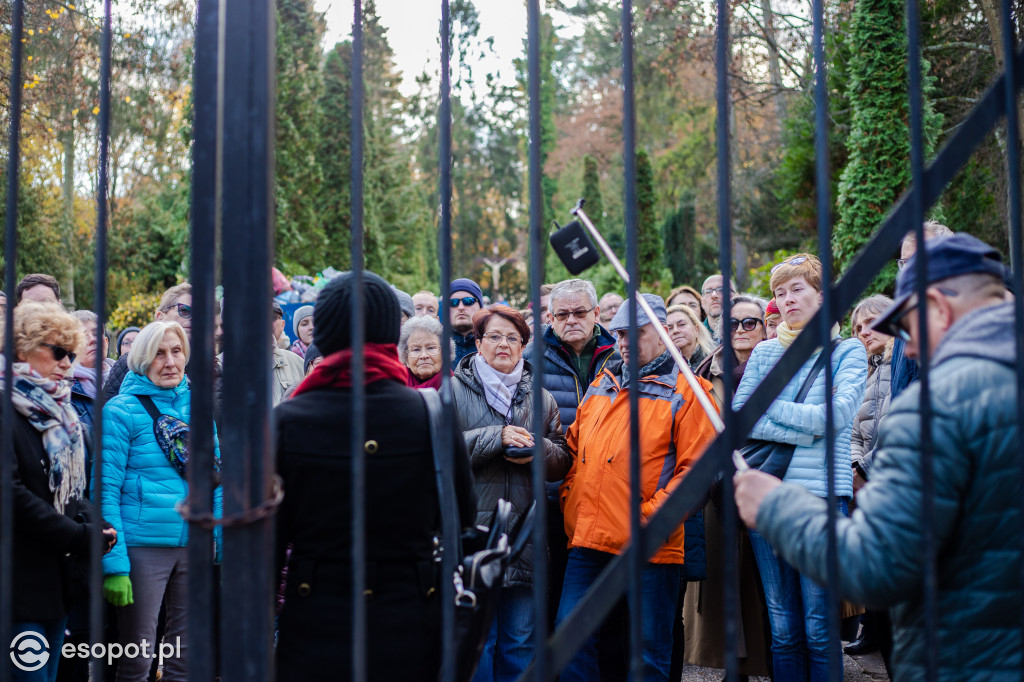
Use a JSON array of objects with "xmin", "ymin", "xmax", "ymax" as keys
[
  {"xmin": 749, "ymin": 499, "xmax": 848, "ymax": 682},
  {"xmin": 10, "ymin": 619, "xmax": 67, "ymax": 682},
  {"xmin": 473, "ymin": 585, "xmax": 535, "ymax": 682},
  {"xmin": 555, "ymin": 548, "xmax": 681, "ymax": 682}
]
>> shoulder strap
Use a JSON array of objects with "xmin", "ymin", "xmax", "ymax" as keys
[
  {"xmin": 136, "ymin": 395, "xmax": 163, "ymax": 421},
  {"xmin": 419, "ymin": 387, "xmax": 464, "ymax": 559},
  {"xmin": 793, "ymin": 338, "xmax": 841, "ymax": 404}
]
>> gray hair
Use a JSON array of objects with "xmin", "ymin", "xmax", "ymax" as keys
[
  {"xmin": 397, "ymin": 315, "xmax": 454, "ymax": 364},
  {"xmin": 902, "ymin": 220, "xmax": 954, "ymax": 247},
  {"xmin": 730, "ymin": 294, "xmax": 768, "ymax": 318},
  {"xmin": 127, "ymin": 320, "xmax": 190, "ymax": 376},
  {"xmin": 71, "ymin": 309, "xmax": 107, "ymax": 339},
  {"xmin": 852, "ymin": 294, "xmax": 894, "ymax": 327},
  {"xmin": 549, "ymin": 278, "xmax": 598, "ymax": 309}
]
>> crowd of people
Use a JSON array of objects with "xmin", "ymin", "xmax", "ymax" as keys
[{"xmin": 7, "ymin": 223, "xmax": 1021, "ymax": 682}]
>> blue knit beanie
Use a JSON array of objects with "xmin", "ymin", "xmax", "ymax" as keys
[{"xmin": 449, "ymin": 278, "xmax": 483, "ymax": 305}]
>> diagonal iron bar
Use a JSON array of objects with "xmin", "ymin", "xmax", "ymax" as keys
[{"xmin": 524, "ymin": 42, "xmax": 1024, "ymax": 681}]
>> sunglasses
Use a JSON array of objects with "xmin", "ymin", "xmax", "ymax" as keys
[
  {"xmin": 164, "ymin": 302, "xmax": 193, "ymax": 320},
  {"xmin": 450, "ymin": 297, "xmax": 477, "ymax": 308},
  {"xmin": 770, "ymin": 256, "xmax": 809, "ymax": 274},
  {"xmin": 41, "ymin": 343, "xmax": 77, "ymax": 363},
  {"xmin": 890, "ymin": 286, "xmax": 960, "ymax": 341},
  {"xmin": 552, "ymin": 306, "xmax": 596, "ymax": 322},
  {"xmin": 730, "ymin": 317, "xmax": 763, "ymax": 332}
]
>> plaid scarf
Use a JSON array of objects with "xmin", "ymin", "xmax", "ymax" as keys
[{"xmin": 7, "ymin": 361, "xmax": 87, "ymax": 513}]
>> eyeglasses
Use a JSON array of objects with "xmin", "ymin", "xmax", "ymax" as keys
[
  {"xmin": 450, "ymin": 297, "xmax": 477, "ymax": 308},
  {"xmin": 552, "ymin": 306, "xmax": 596, "ymax": 322},
  {"xmin": 770, "ymin": 256, "xmax": 809, "ymax": 274},
  {"xmin": 702, "ymin": 286, "xmax": 725, "ymax": 296},
  {"xmin": 408, "ymin": 344, "xmax": 441, "ymax": 357},
  {"xmin": 891, "ymin": 286, "xmax": 960, "ymax": 341},
  {"xmin": 164, "ymin": 302, "xmax": 193, "ymax": 320},
  {"xmin": 896, "ymin": 258, "xmax": 908, "ymax": 270},
  {"xmin": 481, "ymin": 332, "xmax": 522, "ymax": 347},
  {"xmin": 41, "ymin": 343, "xmax": 77, "ymax": 363},
  {"xmin": 730, "ymin": 317, "xmax": 764, "ymax": 333}
]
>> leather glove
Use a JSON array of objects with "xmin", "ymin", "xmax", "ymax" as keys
[{"xmin": 103, "ymin": 575, "xmax": 134, "ymax": 607}]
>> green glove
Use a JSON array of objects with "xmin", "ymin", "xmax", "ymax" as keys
[{"xmin": 103, "ymin": 575, "xmax": 134, "ymax": 607}]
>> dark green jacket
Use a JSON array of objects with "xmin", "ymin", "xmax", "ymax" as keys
[{"xmin": 757, "ymin": 302, "xmax": 1021, "ymax": 681}]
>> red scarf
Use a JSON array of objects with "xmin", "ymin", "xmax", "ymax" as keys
[
  {"xmin": 292, "ymin": 343, "xmax": 408, "ymax": 398},
  {"xmin": 405, "ymin": 367, "xmax": 450, "ymax": 391}
]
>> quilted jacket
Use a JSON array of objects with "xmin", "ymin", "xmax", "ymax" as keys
[
  {"xmin": 733, "ymin": 336, "xmax": 866, "ymax": 498},
  {"xmin": 757, "ymin": 302, "xmax": 1021, "ymax": 680},
  {"xmin": 452, "ymin": 354, "xmax": 571, "ymax": 588},
  {"xmin": 97, "ymin": 371, "xmax": 222, "ymax": 576},
  {"xmin": 850, "ymin": 346, "xmax": 892, "ymax": 476},
  {"xmin": 561, "ymin": 351, "xmax": 718, "ymax": 564},
  {"xmin": 525, "ymin": 324, "xmax": 619, "ymax": 428}
]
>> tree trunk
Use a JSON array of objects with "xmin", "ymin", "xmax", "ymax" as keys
[
  {"xmin": 62, "ymin": 123, "xmax": 76, "ymax": 308},
  {"xmin": 760, "ymin": 0, "xmax": 787, "ymax": 139}
]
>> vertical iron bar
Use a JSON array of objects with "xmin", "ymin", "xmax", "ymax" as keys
[
  {"xmin": 526, "ymin": 1, "xmax": 548, "ymax": 681},
  {"xmin": 88, "ymin": 2, "xmax": 113, "ymax": 679},
  {"xmin": 714, "ymin": 0, "xmax": 740, "ymax": 677},
  {"xmin": 219, "ymin": 0, "xmax": 276, "ymax": 678},
  {"xmin": 349, "ymin": 1, "xmax": 368, "ymax": 680},
  {"xmin": 437, "ymin": 1, "xmax": 457, "ymax": 680},
  {"xmin": 906, "ymin": 0, "xmax": 937, "ymax": 678},
  {"xmin": 0, "ymin": 0, "xmax": 24, "ymax": 662},
  {"xmin": 187, "ymin": 0, "xmax": 220, "ymax": 678},
  {"xmin": 811, "ymin": 0, "xmax": 840, "ymax": 675},
  {"xmin": 620, "ymin": 1, "xmax": 644, "ymax": 679},
  {"xmin": 999, "ymin": 0, "xmax": 1024, "ymax": 671}
]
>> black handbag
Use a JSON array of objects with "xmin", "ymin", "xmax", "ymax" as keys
[
  {"xmin": 419, "ymin": 387, "xmax": 536, "ymax": 682},
  {"xmin": 739, "ymin": 339, "xmax": 840, "ymax": 479}
]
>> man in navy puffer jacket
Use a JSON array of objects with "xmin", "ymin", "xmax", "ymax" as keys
[
  {"xmin": 735, "ymin": 234, "xmax": 1020, "ymax": 681},
  {"xmin": 523, "ymin": 278, "xmax": 619, "ymax": 632}
]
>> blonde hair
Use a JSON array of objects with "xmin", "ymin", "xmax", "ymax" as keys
[
  {"xmin": 10, "ymin": 302, "xmax": 84, "ymax": 362},
  {"xmin": 769, "ymin": 253, "xmax": 823, "ymax": 293},
  {"xmin": 127, "ymin": 321, "xmax": 190, "ymax": 376},
  {"xmin": 666, "ymin": 304, "xmax": 714, "ymax": 356}
]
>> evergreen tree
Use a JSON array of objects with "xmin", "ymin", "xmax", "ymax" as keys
[
  {"xmin": 662, "ymin": 195, "xmax": 696, "ymax": 286},
  {"xmin": 581, "ymin": 155, "xmax": 602, "ymax": 227},
  {"xmin": 275, "ymin": 0, "xmax": 325, "ymax": 272},
  {"xmin": 317, "ymin": 44, "xmax": 353, "ymax": 271},
  {"xmin": 636, "ymin": 149, "xmax": 661, "ymax": 290},
  {"xmin": 834, "ymin": 0, "xmax": 942, "ymax": 283}
]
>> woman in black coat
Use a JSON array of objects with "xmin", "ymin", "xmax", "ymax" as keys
[
  {"xmin": 7, "ymin": 302, "xmax": 115, "ymax": 682},
  {"xmin": 451, "ymin": 304, "xmax": 570, "ymax": 682},
  {"xmin": 274, "ymin": 272, "xmax": 475, "ymax": 682}
]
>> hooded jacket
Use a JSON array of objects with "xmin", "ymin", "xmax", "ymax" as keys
[
  {"xmin": 97, "ymin": 371, "xmax": 222, "ymax": 577},
  {"xmin": 560, "ymin": 351, "xmax": 718, "ymax": 564},
  {"xmin": 757, "ymin": 302, "xmax": 1021, "ymax": 680},
  {"xmin": 451, "ymin": 354, "xmax": 570, "ymax": 588}
]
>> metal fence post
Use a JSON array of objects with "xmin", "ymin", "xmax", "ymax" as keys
[{"xmin": 218, "ymin": 0, "xmax": 277, "ymax": 678}]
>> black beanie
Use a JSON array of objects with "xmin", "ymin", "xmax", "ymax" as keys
[{"xmin": 313, "ymin": 270, "xmax": 401, "ymax": 356}]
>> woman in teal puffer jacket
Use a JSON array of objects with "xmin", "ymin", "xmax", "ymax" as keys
[{"xmin": 95, "ymin": 320, "xmax": 222, "ymax": 682}]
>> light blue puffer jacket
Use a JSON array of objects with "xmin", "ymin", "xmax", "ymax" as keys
[
  {"xmin": 97, "ymin": 371, "xmax": 222, "ymax": 576},
  {"xmin": 733, "ymin": 336, "xmax": 866, "ymax": 498}
]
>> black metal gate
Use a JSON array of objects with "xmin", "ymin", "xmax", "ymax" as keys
[{"xmin": 2, "ymin": 0, "xmax": 1023, "ymax": 680}]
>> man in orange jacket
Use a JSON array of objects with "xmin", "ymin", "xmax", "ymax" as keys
[{"xmin": 555, "ymin": 293, "xmax": 718, "ymax": 681}]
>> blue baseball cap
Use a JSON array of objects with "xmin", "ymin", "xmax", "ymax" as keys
[
  {"xmin": 608, "ymin": 293, "xmax": 667, "ymax": 332},
  {"xmin": 872, "ymin": 233, "xmax": 1006, "ymax": 337}
]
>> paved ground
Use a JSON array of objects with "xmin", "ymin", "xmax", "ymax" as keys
[{"xmin": 680, "ymin": 649, "xmax": 889, "ymax": 681}]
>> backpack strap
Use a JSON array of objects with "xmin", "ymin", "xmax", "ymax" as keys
[{"xmin": 136, "ymin": 395, "xmax": 164, "ymax": 421}]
